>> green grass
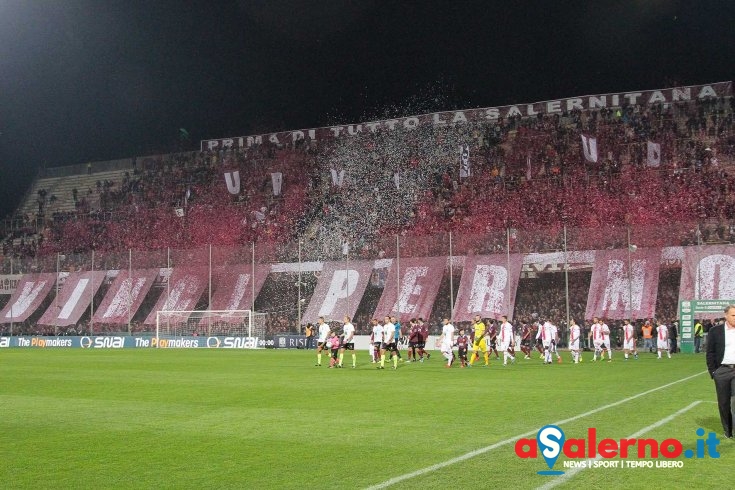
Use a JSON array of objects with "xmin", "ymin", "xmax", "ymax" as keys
[{"xmin": 0, "ymin": 349, "xmax": 729, "ymax": 489}]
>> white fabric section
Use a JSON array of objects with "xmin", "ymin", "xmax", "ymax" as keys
[
  {"xmin": 581, "ymin": 134, "xmax": 598, "ymax": 163},
  {"xmin": 459, "ymin": 145, "xmax": 471, "ymax": 178},
  {"xmin": 330, "ymin": 168, "xmax": 345, "ymax": 186},
  {"xmin": 271, "ymin": 172, "xmax": 283, "ymax": 196},
  {"xmin": 647, "ymin": 141, "xmax": 661, "ymax": 167}
]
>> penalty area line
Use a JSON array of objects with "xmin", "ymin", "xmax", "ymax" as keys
[
  {"xmin": 536, "ymin": 400, "xmax": 703, "ymax": 490},
  {"xmin": 364, "ymin": 371, "xmax": 706, "ymax": 490}
]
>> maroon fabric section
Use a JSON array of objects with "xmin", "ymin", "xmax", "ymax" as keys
[
  {"xmin": 143, "ymin": 267, "xmax": 208, "ymax": 325},
  {"xmin": 453, "ymin": 254, "xmax": 523, "ymax": 322},
  {"xmin": 302, "ymin": 261, "xmax": 372, "ymax": 324},
  {"xmin": 372, "ymin": 256, "xmax": 445, "ymax": 323},
  {"xmin": 585, "ymin": 248, "xmax": 660, "ymax": 320},
  {"xmin": 679, "ymin": 245, "xmax": 735, "ymax": 319},
  {"xmin": 0, "ymin": 273, "xmax": 56, "ymax": 323},
  {"xmin": 38, "ymin": 271, "xmax": 105, "ymax": 326},
  {"xmin": 209, "ymin": 265, "xmax": 269, "ymax": 312},
  {"xmin": 93, "ymin": 269, "xmax": 159, "ymax": 325}
]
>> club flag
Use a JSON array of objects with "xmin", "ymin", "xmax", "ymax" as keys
[
  {"xmin": 271, "ymin": 172, "xmax": 283, "ymax": 196},
  {"xmin": 581, "ymin": 134, "xmax": 598, "ymax": 163},
  {"xmin": 459, "ymin": 145, "xmax": 471, "ymax": 178},
  {"xmin": 330, "ymin": 168, "xmax": 345, "ymax": 187},
  {"xmin": 224, "ymin": 171, "xmax": 240, "ymax": 195},
  {"xmin": 647, "ymin": 141, "xmax": 661, "ymax": 167}
]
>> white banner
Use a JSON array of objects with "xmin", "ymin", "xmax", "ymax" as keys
[
  {"xmin": 224, "ymin": 171, "xmax": 240, "ymax": 195},
  {"xmin": 201, "ymin": 82, "xmax": 732, "ymax": 152},
  {"xmin": 647, "ymin": 141, "xmax": 661, "ymax": 167},
  {"xmin": 330, "ymin": 168, "xmax": 345, "ymax": 187},
  {"xmin": 581, "ymin": 134, "xmax": 598, "ymax": 163},
  {"xmin": 271, "ymin": 172, "xmax": 283, "ymax": 196},
  {"xmin": 459, "ymin": 145, "xmax": 471, "ymax": 178}
]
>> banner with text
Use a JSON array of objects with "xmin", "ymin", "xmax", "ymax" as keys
[
  {"xmin": 372, "ymin": 256, "xmax": 445, "ymax": 322},
  {"xmin": 38, "ymin": 271, "xmax": 106, "ymax": 326},
  {"xmin": 207, "ymin": 265, "xmax": 269, "ymax": 322},
  {"xmin": 0, "ymin": 273, "xmax": 56, "ymax": 323},
  {"xmin": 143, "ymin": 267, "xmax": 209, "ymax": 325},
  {"xmin": 202, "ymin": 82, "xmax": 731, "ymax": 151},
  {"xmin": 679, "ymin": 245, "xmax": 735, "ymax": 317},
  {"xmin": 93, "ymin": 269, "xmax": 159, "ymax": 325},
  {"xmin": 452, "ymin": 254, "xmax": 523, "ymax": 322},
  {"xmin": 302, "ymin": 260, "xmax": 372, "ymax": 324},
  {"xmin": 585, "ymin": 248, "xmax": 661, "ymax": 320}
]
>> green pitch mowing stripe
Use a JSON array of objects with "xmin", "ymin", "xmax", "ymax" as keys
[
  {"xmin": 365, "ymin": 371, "xmax": 706, "ymax": 490},
  {"xmin": 0, "ymin": 350, "xmax": 723, "ymax": 489}
]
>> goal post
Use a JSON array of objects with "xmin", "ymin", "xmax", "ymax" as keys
[{"xmin": 155, "ymin": 310, "xmax": 266, "ymax": 341}]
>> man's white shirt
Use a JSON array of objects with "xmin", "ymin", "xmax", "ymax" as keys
[
  {"xmin": 441, "ymin": 323, "xmax": 455, "ymax": 348},
  {"xmin": 623, "ymin": 324, "xmax": 635, "ymax": 349},
  {"xmin": 536, "ymin": 321, "xmax": 555, "ymax": 345},
  {"xmin": 500, "ymin": 321, "xmax": 514, "ymax": 347},
  {"xmin": 372, "ymin": 324, "xmax": 384, "ymax": 343},
  {"xmin": 318, "ymin": 323, "xmax": 330, "ymax": 342},
  {"xmin": 342, "ymin": 322, "xmax": 355, "ymax": 343},
  {"xmin": 570, "ymin": 325, "xmax": 581, "ymax": 348}
]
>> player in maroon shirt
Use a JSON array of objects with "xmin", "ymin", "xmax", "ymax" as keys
[
  {"xmin": 486, "ymin": 320, "xmax": 500, "ymax": 360},
  {"xmin": 519, "ymin": 322, "xmax": 533, "ymax": 359},
  {"xmin": 456, "ymin": 328, "xmax": 470, "ymax": 367},
  {"xmin": 417, "ymin": 317, "xmax": 431, "ymax": 362},
  {"xmin": 407, "ymin": 318, "xmax": 421, "ymax": 362}
]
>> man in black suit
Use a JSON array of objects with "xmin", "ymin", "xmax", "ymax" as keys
[{"xmin": 706, "ymin": 306, "xmax": 735, "ymax": 439}]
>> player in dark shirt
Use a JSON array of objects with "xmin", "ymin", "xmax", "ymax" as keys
[
  {"xmin": 486, "ymin": 321, "xmax": 500, "ymax": 360},
  {"xmin": 519, "ymin": 323, "xmax": 533, "ymax": 359},
  {"xmin": 407, "ymin": 318, "xmax": 421, "ymax": 362},
  {"xmin": 417, "ymin": 318, "xmax": 431, "ymax": 362},
  {"xmin": 456, "ymin": 328, "xmax": 470, "ymax": 367}
]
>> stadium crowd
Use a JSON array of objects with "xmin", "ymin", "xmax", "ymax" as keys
[{"xmin": 0, "ymin": 90, "xmax": 734, "ymax": 335}]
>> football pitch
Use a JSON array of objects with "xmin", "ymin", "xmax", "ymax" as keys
[{"xmin": 0, "ymin": 349, "xmax": 730, "ymax": 489}]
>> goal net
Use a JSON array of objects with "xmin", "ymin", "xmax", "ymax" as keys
[{"xmin": 155, "ymin": 310, "xmax": 267, "ymax": 339}]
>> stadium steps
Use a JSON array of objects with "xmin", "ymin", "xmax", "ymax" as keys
[{"xmin": 19, "ymin": 170, "xmax": 131, "ymax": 216}]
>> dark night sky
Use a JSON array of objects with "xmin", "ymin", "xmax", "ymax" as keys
[{"xmin": 0, "ymin": 0, "xmax": 733, "ymax": 217}]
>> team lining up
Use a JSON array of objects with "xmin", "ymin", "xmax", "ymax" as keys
[{"xmin": 311, "ymin": 316, "xmax": 674, "ymax": 369}]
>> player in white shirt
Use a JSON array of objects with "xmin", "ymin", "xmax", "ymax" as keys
[
  {"xmin": 370, "ymin": 318, "xmax": 383, "ymax": 363},
  {"xmin": 622, "ymin": 319, "xmax": 638, "ymax": 360},
  {"xmin": 438, "ymin": 318, "xmax": 456, "ymax": 368},
  {"xmin": 549, "ymin": 321, "xmax": 562, "ymax": 363},
  {"xmin": 589, "ymin": 318, "xmax": 604, "ymax": 362},
  {"xmin": 656, "ymin": 321, "xmax": 671, "ymax": 359},
  {"xmin": 315, "ymin": 316, "xmax": 332, "ymax": 366},
  {"xmin": 569, "ymin": 319, "xmax": 581, "ymax": 364},
  {"xmin": 499, "ymin": 315, "xmax": 515, "ymax": 365},
  {"xmin": 379, "ymin": 316, "xmax": 399, "ymax": 370},
  {"xmin": 338, "ymin": 316, "xmax": 356, "ymax": 368},
  {"xmin": 535, "ymin": 318, "xmax": 556, "ymax": 364},
  {"xmin": 599, "ymin": 319, "xmax": 612, "ymax": 362}
]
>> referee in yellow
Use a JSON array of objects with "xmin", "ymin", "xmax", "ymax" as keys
[{"xmin": 468, "ymin": 315, "xmax": 490, "ymax": 367}]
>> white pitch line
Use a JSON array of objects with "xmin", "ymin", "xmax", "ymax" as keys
[
  {"xmin": 536, "ymin": 400, "xmax": 703, "ymax": 490},
  {"xmin": 365, "ymin": 371, "xmax": 706, "ymax": 490}
]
